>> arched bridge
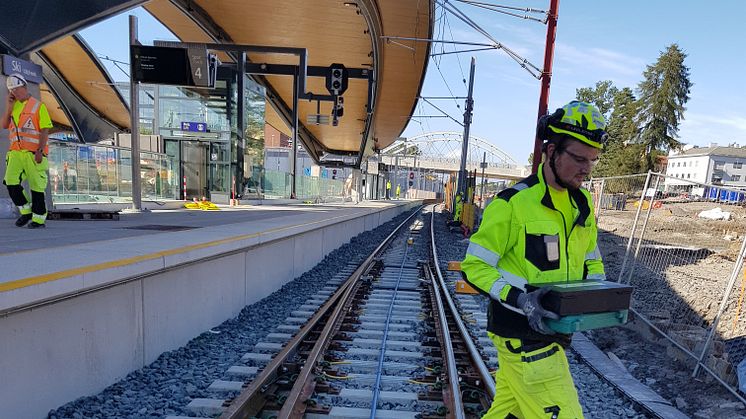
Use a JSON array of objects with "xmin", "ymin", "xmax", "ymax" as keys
[{"xmin": 380, "ymin": 131, "xmax": 530, "ymax": 180}]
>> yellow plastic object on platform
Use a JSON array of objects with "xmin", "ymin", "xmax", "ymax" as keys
[{"xmin": 184, "ymin": 201, "xmax": 220, "ymax": 210}]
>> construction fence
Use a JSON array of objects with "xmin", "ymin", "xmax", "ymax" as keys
[{"xmin": 589, "ymin": 172, "xmax": 746, "ymax": 403}]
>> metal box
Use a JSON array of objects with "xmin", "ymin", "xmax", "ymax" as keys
[{"xmin": 527, "ymin": 280, "xmax": 633, "ymax": 316}]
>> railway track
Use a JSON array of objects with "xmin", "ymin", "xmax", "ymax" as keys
[
  {"xmin": 214, "ymin": 206, "xmax": 493, "ymax": 418},
  {"xmin": 169, "ymin": 205, "xmax": 687, "ymax": 419}
]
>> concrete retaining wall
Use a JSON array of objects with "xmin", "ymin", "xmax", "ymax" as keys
[{"xmin": 0, "ymin": 201, "xmax": 420, "ymax": 419}]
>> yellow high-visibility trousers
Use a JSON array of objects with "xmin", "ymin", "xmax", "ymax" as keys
[{"xmin": 482, "ymin": 333, "xmax": 584, "ymax": 419}]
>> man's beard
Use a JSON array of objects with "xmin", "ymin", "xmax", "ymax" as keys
[{"xmin": 549, "ymin": 153, "xmax": 581, "ymax": 190}]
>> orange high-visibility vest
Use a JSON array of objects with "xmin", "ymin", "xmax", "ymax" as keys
[{"xmin": 9, "ymin": 97, "xmax": 48, "ymax": 155}]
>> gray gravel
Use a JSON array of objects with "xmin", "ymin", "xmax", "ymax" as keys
[
  {"xmin": 48, "ymin": 210, "xmax": 417, "ymax": 419},
  {"xmin": 431, "ymin": 207, "xmax": 650, "ymax": 418}
]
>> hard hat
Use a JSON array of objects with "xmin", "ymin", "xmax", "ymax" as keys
[
  {"xmin": 537, "ymin": 101, "xmax": 608, "ymax": 149},
  {"xmin": 6, "ymin": 73, "xmax": 27, "ymax": 90}
]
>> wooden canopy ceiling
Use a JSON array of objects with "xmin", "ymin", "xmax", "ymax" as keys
[
  {"xmin": 144, "ymin": 0, "xmax": 432, "ymax": 157},
  {"xmin": 39, "ymin": 35, "xmax": 130, "ymax": 130}
]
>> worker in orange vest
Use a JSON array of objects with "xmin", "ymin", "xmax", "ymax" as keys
[{"xmin": 2, "ymin": 74, "xmax": 53, "ymax": 228}]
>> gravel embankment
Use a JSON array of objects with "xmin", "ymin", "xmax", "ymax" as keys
[
  {"xmin": 593, "ymin": 218, "xmax": 746, "ymax": 419},
  {"xmin": 48, "ymin": 209, "xmax": 417, "ymax": 419}
]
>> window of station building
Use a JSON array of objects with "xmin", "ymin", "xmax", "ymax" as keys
[
  {"xmin": 733, "ymin": 175, "xmax": 742, "ymax": 182},
  {"xmin": 687, "ymin": 173, "xmax": 691, "ymax": 179},
  {"xmin": 715, "ymin": 161, "xmax": 725, "ymax": 170},
  {"xmin": 734, "ymin": 162, "xmax": 743, "ymax": 169},
  {"xmin": 682, "ymin": 161, "xmax": 687, "ymax": 167}
]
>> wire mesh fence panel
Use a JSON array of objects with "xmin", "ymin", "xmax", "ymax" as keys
[
  {"xmin": 585, "ymin": 173, "xmax": 650, "ymax": 282},
  {"xmin": 594, "ymin": 172, "xmax": 746, "ymax": 398}
]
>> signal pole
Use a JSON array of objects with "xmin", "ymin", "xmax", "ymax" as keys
[
  {"xmin": 457, "ymin": 57, "xmax": 476, "ymax": 197},
  {"xmin": 128, "ymin": 15, "xmax": 143, "ymax": 211},
  {"xmin": 531, "ymin": 0, "xmax": 560, "ymax": 174}
]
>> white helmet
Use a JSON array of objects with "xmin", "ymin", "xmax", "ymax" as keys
[{"xmin": 6, "ymin": 73, "xmax": 27, "ymax": 90}]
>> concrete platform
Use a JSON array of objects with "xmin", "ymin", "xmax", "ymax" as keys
[{"xmin": 0, "ymin": 199, "xmax": 421, "ymax": 419}]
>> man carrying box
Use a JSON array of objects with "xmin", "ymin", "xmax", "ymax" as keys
[{"xmin": 461, "ymin": 101, "xmax": 608, "ymax": 418}]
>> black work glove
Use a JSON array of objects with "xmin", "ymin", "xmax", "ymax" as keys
[{"xmin": 516, "ymin": 286, "xmax": 560, "ymax": 335}]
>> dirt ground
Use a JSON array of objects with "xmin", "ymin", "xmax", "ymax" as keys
[{"xmin": 590, "ymin": 199, "xmax": 746, "ymax": 416}]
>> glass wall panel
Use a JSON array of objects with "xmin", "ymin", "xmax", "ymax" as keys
[{"xmin": 48, "ymin": 140, "xmax": 174, "ymax": 204}]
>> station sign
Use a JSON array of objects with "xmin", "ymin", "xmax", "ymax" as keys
[
  {"xmin": 180, "ymin": 122, "xmax": 207, "ymax": 132},
  {"xmin": 131, "ymin": 45, "xmax": 217, "ymax": 88},
  {"xmin": 1, "ymin": 55, "xmax": 43, "ymax": 84}
]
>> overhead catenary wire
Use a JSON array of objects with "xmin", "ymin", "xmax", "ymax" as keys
[
  {"xmin": 421, "ymin": 97, "xmax": 465, "ymax": 127},
  {"xmin": 436, "ymin": 0, "xmax": 543, "ymax": 79},
  {"xmin": 443, "ymin": 11, "xmax": 467, "ymax": 84},
  {"xmin": 430, "ymin": 54, "xmax": 463, "ymax": 109},
  {"xmin": 98, "ymin": 55, "xmax": 130, "ymax": 77},
  {"xmin": 455, "ymin": 0, "xmax": 547, "ymax": 23}
]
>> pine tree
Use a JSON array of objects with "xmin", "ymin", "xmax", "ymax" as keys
[
  {"xmin": 636, "ymin": 44, "xmax": 692, "ymax": 170},
  {"xmin": 575, "ymin": 83, "xmax": 642, "ymax": 177}
]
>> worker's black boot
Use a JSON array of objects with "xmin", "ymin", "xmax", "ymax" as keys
[
  {"xmin": 15, "ymin": 213, "xmax": 32, "ymax": 227},
  {"xmin": 27, "ymin": 221, "xmax": 45, "ymax": 229}
]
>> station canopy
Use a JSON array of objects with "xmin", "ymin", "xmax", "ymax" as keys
[{"xmin": 0, "ymin": 0, "xmax": 433, "ymax": 164}]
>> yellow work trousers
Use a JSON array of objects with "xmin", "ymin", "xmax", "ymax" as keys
[
  {"xmin": 4, "ymin": 150, "xmax": 48, "ymax": 192},
  {"xmin": 482, "ymin": 333, "xmax": 584, "ymax": 419}
]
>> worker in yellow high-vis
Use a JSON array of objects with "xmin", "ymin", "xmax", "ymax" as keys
[
  {"xmin": 453, "ymin": 193, "xmax": 463, "ymax": 222},
  {"xmin": 462, "ymin": 101, "xmax": 608, "ymax": 418},
  {"xmin": 2, "ymin": 74, "xmax": 52, "ymax": 229}
]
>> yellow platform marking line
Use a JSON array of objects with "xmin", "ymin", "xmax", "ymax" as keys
[{"xmin": 0, "ymin": 211, "xmax": 366, "ymax": 293}]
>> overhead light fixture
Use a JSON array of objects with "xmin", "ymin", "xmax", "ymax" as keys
[
  {"xmin": 343, "ymin": 2, "xmax": 357, "ymax": 6},
  {"xmin": 307, "ymin": 114, "xmax": 330, "ymax": 125}
]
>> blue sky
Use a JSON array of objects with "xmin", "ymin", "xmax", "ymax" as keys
[{"xmin": 81, "ymin": 1, "xmax": 746, "ymax": 165}]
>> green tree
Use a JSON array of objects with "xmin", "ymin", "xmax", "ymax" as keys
[
  {"xmin": 593, "ymin": 87, "xmax": 644, "ymax": 176},
  {"xmin": 576, "ymin": 80, "xmax": 618, "ymax": 119},
  {"xmin": 575, "ymin": 83, "xmax": 642, "ymax": 177},
  {"xmin": 636, "ymin": 44, "xmax": 692, "ymax": 170}
]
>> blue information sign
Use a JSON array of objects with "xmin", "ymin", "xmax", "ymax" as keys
[
  {"xmin": 180, "ymin": 122, "xmax": 207, "ymax": 132},
  {"xmin": 2, "ymin": 55, "xmax": 43, "ymax": 84}
]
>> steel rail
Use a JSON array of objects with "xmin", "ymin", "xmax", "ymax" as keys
[
  {"xmin": 427, "ymin": 264, "xmax": 465, "ymax": 419},
  {"xmin": 429, "ymin": 205, "xmax": 496, "ymax": 398},
  {"xmin": 220, "ymin": 206, "xmax": 423, "ymax": 419}
]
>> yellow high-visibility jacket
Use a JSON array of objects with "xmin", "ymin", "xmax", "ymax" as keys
[{"xmin": 461, "ymin": 163, "xmax": 605, "ymax": 343}]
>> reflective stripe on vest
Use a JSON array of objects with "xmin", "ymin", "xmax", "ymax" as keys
[{"xmin": 9, "ymin": 97, "xmax": 47, "ymax": 154}]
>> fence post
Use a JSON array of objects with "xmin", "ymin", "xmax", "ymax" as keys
[
  {"xmin": 617, "ymin": 171, "xmax": 652, "ymax": 282},
  {"xmin": 693, "ymin": 236, "xmax": 746, "ymax": 376},
  {"xmin": 624, "ymin": 174, "xmax": 661, "ymax": 284},
  {"xmin": 595, "ymin": 178, "xmax": 606, "ymax": 223}
]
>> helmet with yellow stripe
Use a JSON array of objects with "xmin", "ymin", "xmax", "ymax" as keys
[{"xmin": 537, "ymin": 101, "xmax": 608, "ymax": 149}]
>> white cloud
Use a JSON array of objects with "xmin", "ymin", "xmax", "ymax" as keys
[
  {"xmin": 554, "ymin": 42, "xmax": 646, "ymax": 82},
  {"xmin": 680, "ymin": 113, "xmax": 746, "ymax": 145}
]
